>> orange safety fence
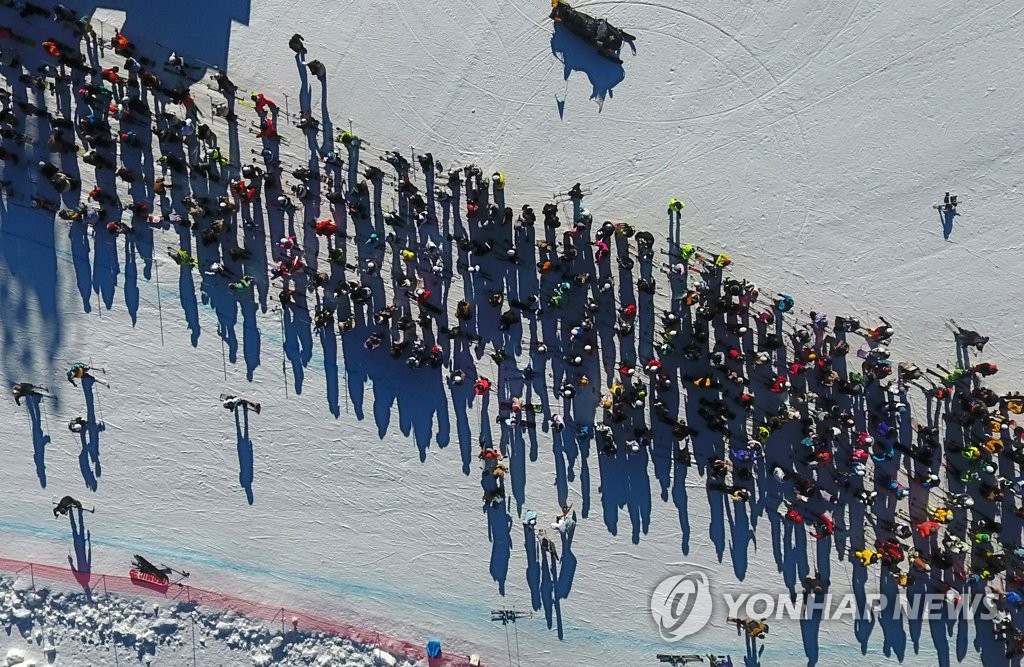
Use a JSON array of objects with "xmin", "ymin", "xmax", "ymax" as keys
[{"xmin": 0, "ymin": 557, "xmax": 479, "ymax": 666}]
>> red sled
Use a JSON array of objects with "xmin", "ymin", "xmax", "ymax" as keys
[{"xmin": 129, "ymin": 569, "xmax": 170, "ymax": 592}]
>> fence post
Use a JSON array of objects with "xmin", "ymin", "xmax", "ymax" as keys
[
  {"xmin": 29, "ymin": 563, "xmax": 34, "ymax": 590},
  {"xmin": 280, "ymin": 608, "xmax": 285, "ymax": 634},
  {"xmin": 102, "ymin": 576, "xmax": 121, "ymax": 667},
  {"xmin": 190, "ymin": 611, "xmax": 198, "ymax": 667}
]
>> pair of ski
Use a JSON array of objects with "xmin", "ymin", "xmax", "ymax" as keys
[
  {"xmin": 654, "ymin": 655, "xmax": 703, "ymax": 666},
  {"xmin": 943, "ymin": 318, "xmax": 969, "ymax": 337},
  {"xmin": 499, "ymin": 401, "xmax": 544, "ymax": 414},
  {"xmin": 496, "ymin": 414, "xmax": 537, "ymax": 429},
  {"xmin": 248, "ymin": 123, "xmax": 291, "ymax": 145},
  {"xmin": 78, "ymin": 364, "xmax": 111, "ymax": 388},
  {"xmin": 162, "ymin": 61, "xmax": 204, "ymax": 78},
  {"xmin": 550, "ymin": 188, "xmax": 591, "ymax": 202},
  {"xmin": 268, "ymin": 291, "xmax": 308, "ymax": 312}
]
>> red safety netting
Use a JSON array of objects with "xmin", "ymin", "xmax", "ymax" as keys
[{"xmin": 0, "ymin": 557, "xmax": 479, "ymax": 666}]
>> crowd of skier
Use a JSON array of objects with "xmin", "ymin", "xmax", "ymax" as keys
[{"xmin": 2, "ymin": 0, "xmax": 1023, "ymax": 660}]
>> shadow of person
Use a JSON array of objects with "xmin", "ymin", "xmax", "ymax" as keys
[
  {"xmin": 486, "ymin": 503, "xmax": 513, "ymax": 595},
  {"xmin": 78, "ymin": 0, "xmax": 252, "ymax": 70},
  {"xmin": 77, "ymin": 432, "xmax": 98, "ymax": 491},
  {"xmin": 82, "ymin": 382, "xmax": 107, "ymax": 489},
  {"xmin": 524, "ymin": 528, "xmax": 541, "ymax": 610},
  {"xmin": 939, "ymin": 208, "xmax": 959, "ymax": 240},
  {"xmin": 235, "ymin": 408, "xmax": 254, "ymax": 504},
  {"xmin": 25, "ymin": 395, "xmax": 50, "ymax": 487},
  {"xmin": 550, "ymin": 22, "xmax": 625, "ymax": 114},
  {"xmin": 555, "ymin": 520, "xmax": 577, "ymax": 599},
  {"xmin": 68, "ymin": 507, "xmax": 92, "ymax": 596}
]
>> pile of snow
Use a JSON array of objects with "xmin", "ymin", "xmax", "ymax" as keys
[
  {"xmin": 4, "ymin": 648, "xmax": 42, "ymax": 667},
  {"xmin": 0, "ymin": 576, "xmax": 414, "ymax": 666}
]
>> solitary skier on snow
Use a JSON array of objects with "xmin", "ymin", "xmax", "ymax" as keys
[
  {"xmin": 53, "ymin": 495, "xmax": 83, "ymax": 518},
  {"xmin": 222, "ymin": 394, "xmax": 261, "ymax": 414},
  {"xmin": 12, "ymin": 382, "xmax": 55, "ymax": 405},
  {"xmin": 66, "ymin": 363, "xmax": 109, "ymax": 387}
]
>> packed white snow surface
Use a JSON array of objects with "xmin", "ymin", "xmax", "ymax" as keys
[
  {"xmin": 0, "ymin": 575, "xmax": 414, "ymax": 666},
  {"xmin": 2, "ymin": 1, "xmax": 1024, "ymax": 667}
]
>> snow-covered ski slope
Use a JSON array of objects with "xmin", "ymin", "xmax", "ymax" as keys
[{"xmin": 2, "ymin": 1, "xmax": 1024, "ymax": 666}]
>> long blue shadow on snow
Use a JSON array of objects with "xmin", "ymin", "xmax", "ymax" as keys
[
  {"xmin": 68, "ymin": 508, "xmax": 93, "ymax": 596},
  {"xmin": 550, "ymin": 22, "xmax": 625, "ymax": 115},
  {"xmin": 24, "ymin": 396, "xmax": 50, "ymax": 488},
  {"xmin": 486, "ymin": 504, "xmax": 512, "ymax": 596},
  {"xmin": 0, "ymin": 514, "xmax": 936, "ymax": 661},
  {"xmin": 235, "ymin": 407, "xmax": 255, "ymax": 505},
  {"xmin": 63, "ymin": 0, "xmax": 251, "ymax": 69},
  {"xmin": 0, "ymin": 198, "xmax": 62, "ymax": 393}
]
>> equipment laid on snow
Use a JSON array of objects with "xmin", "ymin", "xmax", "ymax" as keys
[
  {"xmin": 657, "ymin": 655, "xmax": 705, "ymax": 666},
  {"xmin": 490, "ymin": 607, "xmax": 532, "ymax": 624},
  {"xmin": 132, "ymin": 555, "xmax": 166, "ymax": 580},
  {"xmin": 131, "ymin": 554, "xmax": 169, "ymax": 589},
  {"xmin": 129, "ymin": 567, "xmax": 170, "ymax": 590},
  {"xmin": 550, "ymin": 0, "xmax": 636, "ymax": 64},
  {"xmin": 130, "ymin": 554, "xmax": 190, "ymax": 590}
]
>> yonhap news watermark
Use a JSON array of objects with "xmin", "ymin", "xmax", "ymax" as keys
[{"xmin": 650, "ymin": 572, "xmax": 1003, "ymax": 641}]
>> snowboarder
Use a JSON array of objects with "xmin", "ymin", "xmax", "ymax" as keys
[
  {"xmin": 68, "ymin": 417, "xmax": 88, "ymax": 433},
  {"xmin": 66, "ymin": 363, "xmax": 108, "ymax": 387},
  {"xmin": 288, "ymin": 33, "xmax": 306, "ymax": 55},
  {"xmin": 222, "ymin": 394, "xmax": 261, "ymax": 414},
  {"xmin": 53, "ymin": 495, "xmax": 83, "ymax": 518}
]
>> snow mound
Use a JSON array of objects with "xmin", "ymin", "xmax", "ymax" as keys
[
  {"xmin": 0, "ymin": 577, "xmax": 414, "ymax": 666},
  {"xmin": 4, "ymin": 648, "xmax": 40, "ymax": 667}
]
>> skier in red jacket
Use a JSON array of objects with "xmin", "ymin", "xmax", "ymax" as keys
[{"xmin": 251, "ymin": 93, "xmax": 278, "ymax": 114}]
